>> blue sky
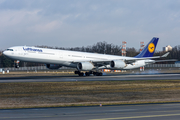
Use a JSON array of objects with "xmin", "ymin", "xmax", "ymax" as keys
[{"xmin": 0, "ymin": 0, "xmax": 180, "ymax": 51}]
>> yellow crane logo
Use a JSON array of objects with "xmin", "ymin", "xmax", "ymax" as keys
[{"xmin": 148, "ymin": 43, "xmax": 155, "ymax": 53}]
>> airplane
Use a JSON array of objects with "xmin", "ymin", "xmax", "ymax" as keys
[{"xmin": 3, "ymin": 37, "xmax": 170, "ymax": 76}]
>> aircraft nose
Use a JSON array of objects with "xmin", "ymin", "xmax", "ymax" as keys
[
  {"xmin": 3, "ymin": 51, "xmax": 6, "ymax": 55},
  {"xmin": 3, "ymin": 51, "xmax": 8, "ymax": 56}
]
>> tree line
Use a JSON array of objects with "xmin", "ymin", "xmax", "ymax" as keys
[{"xmin": 0, "ymin": 42, "xmax": 180, "ymax": 68}]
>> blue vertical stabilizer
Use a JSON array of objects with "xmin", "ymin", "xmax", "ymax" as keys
[{"xmin": 135, "ymin": 37, "xmax": 159, "ymax": 58}]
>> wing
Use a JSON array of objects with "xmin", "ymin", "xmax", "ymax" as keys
[{"xmin": 72, "ymin": 52, "xmax": 170, "ymax": 67}]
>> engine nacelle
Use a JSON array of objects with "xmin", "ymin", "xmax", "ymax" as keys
[
  {"xmin": 46, "ymin": 64, "xmax": 62, "ymax": 69},
  {"xmin": 110, "ymin": 60, "xmax": 126, "ymax": 69},
  {"xmin": 77, "ymin": 62, "xmax": 94, "ymax": 71}
]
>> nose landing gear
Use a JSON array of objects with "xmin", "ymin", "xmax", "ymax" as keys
[{"xmin": 14, "ymin": 60, "xmax": 20, "ymax": 68}]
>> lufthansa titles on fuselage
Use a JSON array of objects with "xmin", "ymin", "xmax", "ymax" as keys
[{"xmin": 23, "ymin": 47, "xmax": 43, "ymax": 52}]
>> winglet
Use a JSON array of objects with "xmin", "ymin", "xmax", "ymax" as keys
[{"xmin": 161, "ymin": 52, "xmax": 169, "ymax": 58}]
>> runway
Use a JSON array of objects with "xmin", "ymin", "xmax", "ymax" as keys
[
  {"xmin": 0, "ymin": 73, "xmax": 180, "ymax": 83},
  {"xmin": 1, "ymin": 103, "xmax": 180, "ymax": 120}
]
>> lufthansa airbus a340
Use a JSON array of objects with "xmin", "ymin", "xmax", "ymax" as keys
[{"xmin": 3, "ymin": 37, "xmax": 170, "ymax": 76}]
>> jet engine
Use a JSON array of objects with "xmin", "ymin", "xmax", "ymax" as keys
[
  {"xmin": 110, "ymin": 60, "xmax": 126, "ymax": 69},
  {"xmin": 77, "ymin": 62, "xmax": 94, "ymax": 71},
  {"xmin": 46, "ymin": 64, "xmax": 62, "ymax": 69}
]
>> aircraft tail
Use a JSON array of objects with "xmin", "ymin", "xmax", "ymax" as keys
[{"xmin": 135, "ymin": 37, "xmax": 159, "ymax": 58}]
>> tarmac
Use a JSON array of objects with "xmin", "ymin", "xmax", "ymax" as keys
[
  {"xmin": 1, "ymin": 103, "xmax": 180, "ymax": 120},
  {"xmin": 0, "ymin": 73, "xmax": 180, "ymax": 83}
]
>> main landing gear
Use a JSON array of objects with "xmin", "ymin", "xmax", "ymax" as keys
[{"xmin": 74, "ymin": 71, "xmax": 103, "ymax": 76}]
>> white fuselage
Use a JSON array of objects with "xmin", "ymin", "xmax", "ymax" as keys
[{"xmin": 3, "ymin": 46, "xmax": 152, "ymax": 70}]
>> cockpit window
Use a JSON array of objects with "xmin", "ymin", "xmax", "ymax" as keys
[{"xmin": 6, "ymin": 49, "xmax": 13, "ymax": 51}]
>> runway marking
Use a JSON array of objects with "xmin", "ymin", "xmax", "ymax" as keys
[{"xmin": 91, "ymin": 113, "xmax": 180, "ymax": 120}]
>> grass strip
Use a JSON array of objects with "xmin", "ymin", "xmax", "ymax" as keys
[{"xmin": 1, "ymin": 80, "xmax": 180, "ymax": 109}]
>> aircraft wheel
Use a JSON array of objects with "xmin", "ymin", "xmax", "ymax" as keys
[
  {"xmin": 85, "ymin": 72, "xmax": 90, "ymax": 76},
  {"xmin": 96, "ymin": 72, "xmax": 102, "ymax": 76},
  {"xmin": 93, "ymin": 72, "xmax": 103, "ymax": 76},
  {"xmin": 93, "ymin": 72, "xmax": 97, "ymax": 76},
  {"xmin": 99, "ymin": 72, "xmax": 103, "ymax": 76},
  {"xmin": 78, "ymin": 73, "xmax": 84, "ymax": 76},
  {"xmin": 75, "ymin": 71, "xmax": 80, "ymax": 74}
]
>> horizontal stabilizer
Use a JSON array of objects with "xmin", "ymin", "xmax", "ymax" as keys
[
  {"xmin": 161, "ymin": 52, "xmax": 169, "ymax": 58},
  {"xmin": 154, "ymin": 59, "xmax": 177, "ymax": 63}
]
